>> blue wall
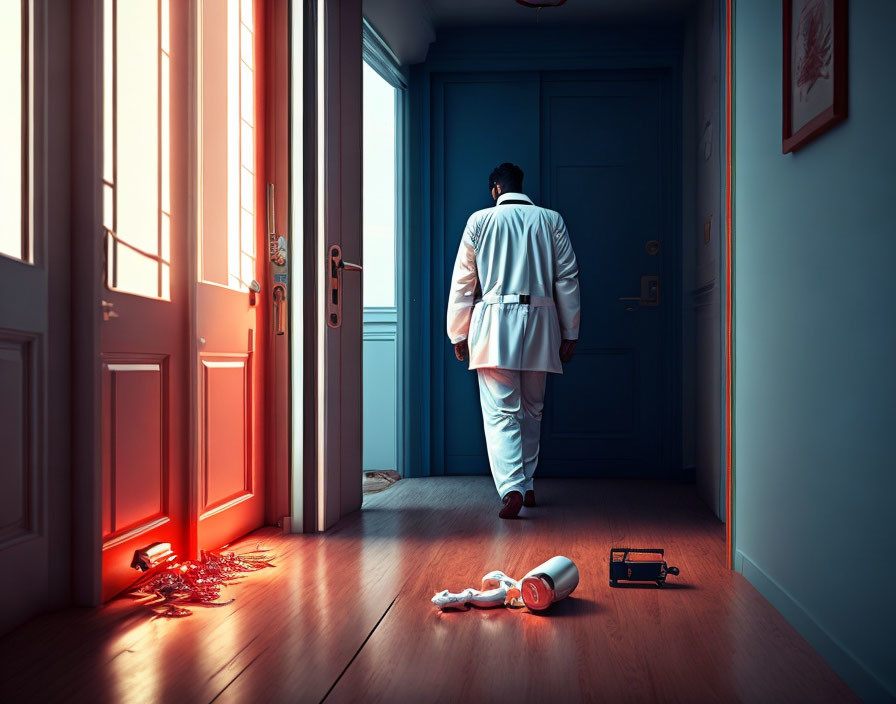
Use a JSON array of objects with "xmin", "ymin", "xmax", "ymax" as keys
[
  {"xmin": 363, "ymin": 307, "xmax": 397, "ymax": 471},
  {"xmin": 734, "ymin": 2, "xmax": 896, "ymax": 700}
]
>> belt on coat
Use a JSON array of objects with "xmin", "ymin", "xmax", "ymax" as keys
[{"xmin": 479, "ymin": 293, "xmax": 555, "ymax": 307}]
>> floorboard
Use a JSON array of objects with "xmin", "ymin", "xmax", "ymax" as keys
[{"xmin": 0, "ymin": 478, "xmax": 858, "ymax": 703}]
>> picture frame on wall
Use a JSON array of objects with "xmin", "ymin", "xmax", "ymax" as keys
[{"xmin": 782, "ymin": 0, "xmax": 848, "ymax": 153}]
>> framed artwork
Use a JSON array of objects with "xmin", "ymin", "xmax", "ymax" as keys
[{"xmin": 782, "ymin": 0, "xmax": 848, "ymax": 153}]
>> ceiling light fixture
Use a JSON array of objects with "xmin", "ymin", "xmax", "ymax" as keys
[{"xmin": 515, "ymin": 0, "xmax": 567, "ymax": 7}]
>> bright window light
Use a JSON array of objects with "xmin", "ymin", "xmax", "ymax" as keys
[
  {"xmin": 104, "ymin": 0, "xmax": 171, "ymax": 300},
  {"xmin": 200, "ymin": 0, "xmax": 256, "ymax": 291},
  {"xmin": 362, "ymin": 63, "xmax": 396, "ymax": 308},
  {"xmin": 0, "ymin": 2, "xmax": 24, "ymax": 261}
]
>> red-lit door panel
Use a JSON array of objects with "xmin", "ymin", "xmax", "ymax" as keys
[
  {"xmin": 196, "ymin": 288, "xmax": 263, "ymax": 550},
  {"xmin": 100, "ymin": 0, "xmax": 188, "ymax": 600},
  {"xmin": 103, "ymin": 363, "xmax": 165, "ymax": 535},
  {"xmin": 194, "ymin": 0, "xmax": 265, "ymax": 551},
  {"xmin": 202, "ymin": 357, "xmax": 250, "ymax": 510},
  {"xmin": 100, "ymin": 355, "xmax": 181, "ymax": 598}
]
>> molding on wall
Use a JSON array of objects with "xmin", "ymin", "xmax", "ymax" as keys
[
  {"xmin": 362, "ymin": 18, "xmax": 407, "ymax": 89},
  {"xmin": 362, "ymin": 306, "xmax": 398, "ymax": 472},
  {"xmin": 363, "ymin": 306, "xmax": 398, "ymax": 341},
  {"xmin": 736, "ymin": 550, "xmax": 893, "ymax": 703},
  {"xmin": 724, "ymin": 0, "xmax": 735, "ymax": 571}
]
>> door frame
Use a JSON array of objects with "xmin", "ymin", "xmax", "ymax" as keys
[
  {"xmin": 71, "ymin": 0, "xmax": 104, "ymax": 607},
  {"xmin": 264, "ymin": 0, "xmax": 292, "ymax": 532},
  {"xmin": 296, "ymin": 0, "xmax": 364, "ymax": 532},
  {"xmin": 290, "ymin": 0, "xmax": 319, "ymax": 533},
  {"xmin": 362, "ymin": 18, "xmax": 408, "ymax": 478},
  {"xmin": 288, "ymin": 0, "xmax": 325, "ymax": 534},
  {"xmin": 724, "ymin": 0, "xmax": 735, "ymax": 569}
]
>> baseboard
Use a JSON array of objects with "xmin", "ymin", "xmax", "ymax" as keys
[
  {"xmin": 280, "ymin": 516, "xmax": 305, "ymax": 534},
  {"xmin": 736, "ymin": 550, "xmax": 894, "ymax": 703}
]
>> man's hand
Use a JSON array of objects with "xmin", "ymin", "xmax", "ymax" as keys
[
  {"xmin": 454, "ymin": 340, "xmax": 468, "ymax": 361},
  {"xmin": 559, "ymin": 339, "xmax": 577, "ymax": 363}
]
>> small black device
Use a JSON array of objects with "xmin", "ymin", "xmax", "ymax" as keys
[{"xmin": 609, "ymin": 548, "xmax": 680, "ymax": 587}]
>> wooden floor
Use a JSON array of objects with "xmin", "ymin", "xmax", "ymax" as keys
[{"xmin": 0, "ymin": 478, "xmax": 857, "ymax": 703}]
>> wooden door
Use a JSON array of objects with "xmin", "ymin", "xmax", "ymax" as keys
[
  {"xmin": 194, "ymin": 0, "xmax": 266, "ymax": 550},
  {"xmin": 434, "ymin": 72, "xmax": 542, "ymax": 476},
  {"xmin": 100, "ymin": 0, "xmax": 189, "ymax": 600},
  {"xmin": 0, "ymin": 0, "xmax": 67, "ymax": 631},
  {"xmin": 317, "ymin": 0, "xmax": 364, "ymax": 529},
  {"xmin": 538, "ymin": 73, "xmax": 678, "ymax": 477},
  {"xmin": 434, "ymin": 70, "xmax": 679, "ymax": 478}
]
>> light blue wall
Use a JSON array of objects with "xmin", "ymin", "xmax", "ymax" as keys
[
  {"xmin": 734, "ymin": 2, "xmax": 896, "ymax": 700},
  {"xmin": 363, "ymin": 307, "xmax": 397, "ymax": 471}
]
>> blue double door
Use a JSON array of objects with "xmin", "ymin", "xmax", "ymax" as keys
[{"xmin": 434, "ymin": 70, "xmax": 679, "ymax": 478}]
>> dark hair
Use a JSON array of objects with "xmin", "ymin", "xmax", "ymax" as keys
[{"xmin": 489, "ymin": 162, "xmax": 524, "ymax": 193}]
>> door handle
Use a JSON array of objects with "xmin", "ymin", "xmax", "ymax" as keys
[
  {"xmin": 272, "ymin": 284, "xmax": 286, "ymax": 335},
  {"xmin": 618, "ymin": 275, "xmax": 660, "ymax": 307},
  {"xmin": 101, "ymin": 300, "xmax": 119, "ymax": 321},
  {"xmin": 248, "ymin": 279, "xmax": 261, "ymax": 306},
  {"xmin": 327, "ymin": 245, "xmax": 362, "ymax": 328}
]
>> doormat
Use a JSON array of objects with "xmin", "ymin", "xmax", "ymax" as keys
[
  {"xmin": 131, "ymin": 547, "xmax": 275, "ymax": 618},
  {"xmin": 363, "ymin": 470, "xmax": 401, "ymax": 494}
]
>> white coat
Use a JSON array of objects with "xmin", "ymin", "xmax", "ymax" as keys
[{"xmin": 446, "ymin": 192, "xmax": 581, "ymax": 373}]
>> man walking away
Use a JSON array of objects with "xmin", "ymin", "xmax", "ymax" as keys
[{"xmin": 447, "ymin": 162, "xmax": 581, "ymax": 518}]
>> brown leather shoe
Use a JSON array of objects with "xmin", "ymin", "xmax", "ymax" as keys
[
  {"xmin": 499, "ymin": 491, "xmax": 524, "ymax": 519},
  {"xmin": 523, "ymin": 490, "xmax": 536, "ymax": 507}
]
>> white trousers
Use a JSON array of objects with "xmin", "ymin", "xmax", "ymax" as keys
[{"xmin": 476, "ymin": 368, "xmax": 547, "ymax": 498}]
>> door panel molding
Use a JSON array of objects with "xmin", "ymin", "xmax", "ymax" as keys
[
  {"xmin": 101, "ymin": 517, "xmax": 170, "ymax": 550},
  {"xmin": 199, "ymin": 354, "xmax": 252, "ymax": 515},
  {"xmin": 101, "ymin": 357, "xmax": 168, "ymax": 541},
  {"xmin": 0, "ymin": 330, "xmax": 41, "ymax": 548}
]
